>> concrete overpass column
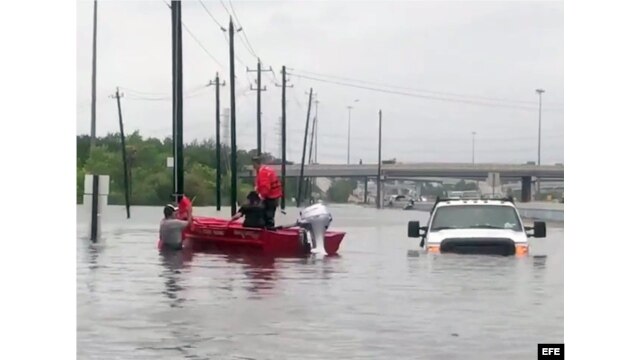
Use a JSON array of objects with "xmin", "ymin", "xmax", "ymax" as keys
[
  {"xmin": 364, "ymin": 177, "xmax": 368, "ymax": 204},
  {"xmin": 521, "ymin": 176, "xmax": 532, "ymax": 203}
]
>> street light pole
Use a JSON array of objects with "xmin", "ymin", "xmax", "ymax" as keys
[
  {"xmin": 347, "ymin": 105, "xmax": 352, "ymax": 165},
  {"xmin": 346, "ymin": 99, "xmax": 359, "ymax": 165},
  {"xmin": 536, "ymin": 89, "xmax": 545, "ymax": 166},
  {"xmin": 472, "ymin": 131, "xmax": 476, "ymax": 164},
  {"xmin": 536, "ymin": 89, "xmax": 545, "ymax": 199}
]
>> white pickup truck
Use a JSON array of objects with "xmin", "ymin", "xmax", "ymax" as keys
[{"xmin": 407, "ymin": 196, "xmax": 547, "ymax": 256}]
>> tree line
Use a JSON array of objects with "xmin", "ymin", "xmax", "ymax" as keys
[{"xmin": 76, "ymin": 132, "xmax": 352, "ymax": 206}]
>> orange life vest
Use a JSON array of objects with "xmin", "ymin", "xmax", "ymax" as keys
[{"xmin": 255, "ymin": 165, "xmax": 283, "ymax": 199}]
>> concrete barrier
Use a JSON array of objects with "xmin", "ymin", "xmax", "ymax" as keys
[
  {"xmin": 401, "ymin": 200, "xmax": 564, "ymax": 222},
  {"xmin": 517, "ymin": 208, "xmax": 564, "ymax": 222},
  {"xmin": 515, "ymin": 202, "xmax": 564, "ymax": 222}
]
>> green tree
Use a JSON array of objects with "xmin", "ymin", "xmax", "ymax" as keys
[
  {"xmin": 327, "ymin": 179, "xmax": 357, "ymax": 203},
  {"xmin": 185, "ymin": 163, "xmax": 216, "ymax": 204},
  {"xmin": 76, "ymin": 133, "xmax": 281, "ymax": 206},
  {"xmin": 454, "ymin": 180, "xmax": 478, "ymax": 191},
  {"xmin": 77, "ymin": 164, "xmax": 85, "ymax": 203}
]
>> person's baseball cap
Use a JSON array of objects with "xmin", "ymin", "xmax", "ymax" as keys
[{"xmin": 163, "ymin": 204, "xmax": 177, "ymax": 217}]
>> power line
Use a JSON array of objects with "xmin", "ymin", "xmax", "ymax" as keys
[
  {"xmin": 162, "ymin": 0, "xmax": 226, "ymax": 71},
  {"xmin": 195, "ymin": 0, "xmax": 247, "ymax": 70},
  {"xmin": 197, "ymin": 0, "xmax": 251, "ymax": 74},
  {"xmin": 268, "ymin": 67, "xmax": 279, "ymax": 83},
  {"xmin": 222, "ymin": 31, "xmax": 248, "ymax": 69},
  {"xmin": 336, "ymin": 140, "xmax": 565, "ymax": 153},
  {"xmin": 193, "ymin": 1, "xmax": 251, "ymax": 90},
  {"xmin": 285, "ymin": 127, "xmax": 564, "ymax": 143},
  {"xmin": 290, "ymin": 68, "xmax": 538, "ymax": 105},
  {"xmin": 290, "ymin": 68, "xmax": 563, "ymax": 108},
  {"xmin": 126, "ymin": 86, "xmax": 210, "ymax": 101},
  {"xmin": 120, "ymin": 84, "xmax": 206, "ymax": 97},
  {"xmin": 182, "ymin": 21, "xmax": 226, "ymax": 70},
  {"xmin": 236, "ymin": 29, "xmax": 257, "ymax": 60},
  {"xmin": 197, "ymin": 0, "xmax": 225, "ymax": 30},
  {"xmin": 218, "ymin": 0, "xmax": 231, "ymax": 16},
  {"xmin": 215, "ymin": 0, "xmax": 259, "ymax": 63},
  {"xmin": 128, "ymin": 93, "xmax": 207, "ymax": 101},
  {"xmin": 119, "ymin": 87, "xmax": 167, "ymax": 96},
  {"xmin": 227, "ymin": 0, "xmax": 259, "ymax": 58},
  {"xmin": 289, "ymin": 72, "xmax": 559, "ymax": 112}
]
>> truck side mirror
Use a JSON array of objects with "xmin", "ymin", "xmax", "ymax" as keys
[
  {"xmin": 533, "ymin": 221, "xmax": 546, "ymax": 238},
  {"xmin": 408, "ymin": 221, "xmax": 421, "ymax": 238}
]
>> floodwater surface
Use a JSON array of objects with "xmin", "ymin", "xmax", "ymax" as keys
[{"xmin": 77, "ymin": 204, "xmax": 563, "ymax": 360}]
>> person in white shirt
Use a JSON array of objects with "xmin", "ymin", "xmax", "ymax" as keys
[{"xmin": 159, "ymin": 204, "xmax": 192, "ymax": 250}]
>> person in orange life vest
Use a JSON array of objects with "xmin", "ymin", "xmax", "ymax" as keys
[
  {"xmin": 252, "ymin": 155, "xmax": 282, "ymax": 228},
  {"xmin": 176, "ymin": 196, "xmax": 193, "ymax": 220}
]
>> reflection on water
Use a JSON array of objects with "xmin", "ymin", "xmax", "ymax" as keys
[
  {"xmin": 533, "ymin": 255, "xmax": 548, "ymax": 268},
  {"xmin": 223, "ymin": 250, "xmax": 278, "ymax": 297},
  {"xmin": 77, "ymin": 205, "xmax": 563, "ymax": 359},
  {"xmin": 82, "ymin": 244, "xmax": 103, "ymax": 298},
  {"xmin": 158, "ymin": 249, "xmax": 192, "ymax": 308}
]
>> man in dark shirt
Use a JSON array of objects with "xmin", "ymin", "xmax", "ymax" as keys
[{"xmin": 230, "ymin": 191, "xmax": 266, "ymax": 228}]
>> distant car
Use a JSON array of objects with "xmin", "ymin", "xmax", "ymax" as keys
[
  {"xmin": 407, "ymin": 196, "xmax": 546, "ymax": 256},
  {"xmin": 386, "ymin": 194, "xmax": 412, "ymax": 206}
]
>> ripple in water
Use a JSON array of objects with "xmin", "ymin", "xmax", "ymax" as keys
[{"xmin": 77, "ymin": 205, "xmax": 563, "ymax": 359}]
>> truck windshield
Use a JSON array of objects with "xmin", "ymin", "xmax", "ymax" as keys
[{"xmin": 430, "ymin": 205, "xmax": 523, "ymax": 231}]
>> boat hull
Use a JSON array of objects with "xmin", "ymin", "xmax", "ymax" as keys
[{"xmin": 181, "ymin": 216, "xmax": 345, "ymax": 256}]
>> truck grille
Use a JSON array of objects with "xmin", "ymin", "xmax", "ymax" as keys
[{"xmin": 440, "ymin": 237, "xmax": 516, "ymax": 256}]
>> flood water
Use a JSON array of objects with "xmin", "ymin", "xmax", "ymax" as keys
[{"xmin": 77, "ymin": 204, "xmax": 563, "ymax": 360}]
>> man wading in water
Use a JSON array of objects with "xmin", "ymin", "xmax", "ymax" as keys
[
  {"xmin": 159, "ymin": 203, "xmax": 193, "ymax": 250},
  {"xmin": 252, "ymin": 156, "xmax": 283, "ymax": 229}
]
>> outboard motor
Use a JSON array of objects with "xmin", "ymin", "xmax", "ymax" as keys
[{"xmin": 297, "ymin": 203, "xmax": 333, "ymax": 255}]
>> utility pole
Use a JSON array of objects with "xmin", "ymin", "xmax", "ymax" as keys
[
  {"xmin": 110, "ymin": 88, "xmax": 131, "ymax": 219},
  {"xmin": 90, "ymin": 0, "xmax": 98, "ymax": 149},
  {"xmin": 275, "ymin": 66, "xmax": 293, "ymax": 210},
  {"xmin": 306, "ymin": 97, "xmax": 319, "ymax": 201},
  {"xmin": 376, "ymin": 110, "xmax": 383, "ymax": 209},
  {"xmin": 308, "ymin": 97, "xmax": 318, "ymax": 165},
  {"xmin": 89, "ymin": 0, "xmax": 99, "ymax": 242},
  {"xmin": 171, "ymin": 0, "xmax": 184, "ymax": 203},
  {"xmin": 297, "ymin": 88, "xmax": 313, "ymax": 207},
  {"xmin": 536, "ymin": 89, "xmax": 545, "ymax": 166},
  {"xmin": 228, "ymin": 17, "xmax": 240, "ymax": 215},
  {"xmin": 314, "ymin": 99, "xmax": 319, "ymax": 164},
  {"xmin": 536, "ymin": 88, "xmax": 545, "ymax": 198},
  {"xmin": 208, "ymin": 74, "xmax": 226, "ymax": 211},
  {"xmin": 247, "ymin": 59, "xmax": 271, "ymax": 156}
]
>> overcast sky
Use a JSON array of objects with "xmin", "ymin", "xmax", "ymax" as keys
[{"xmin": 76, "ymin": 0, "xmax": 563, "ymax": 164}]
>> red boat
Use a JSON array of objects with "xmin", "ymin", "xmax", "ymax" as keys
[{"xmin": 179, "ymin": 216, "xmax": 346, "ymax": 256}]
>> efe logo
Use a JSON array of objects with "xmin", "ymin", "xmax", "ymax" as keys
[{"xmin": 538, "ymin": 343, "xmax": 564, "ymax": 359}]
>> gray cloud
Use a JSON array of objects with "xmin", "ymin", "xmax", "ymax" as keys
[{"xmin": 77, "ymin": 0, "xmax": 563, "ymax": 164}]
